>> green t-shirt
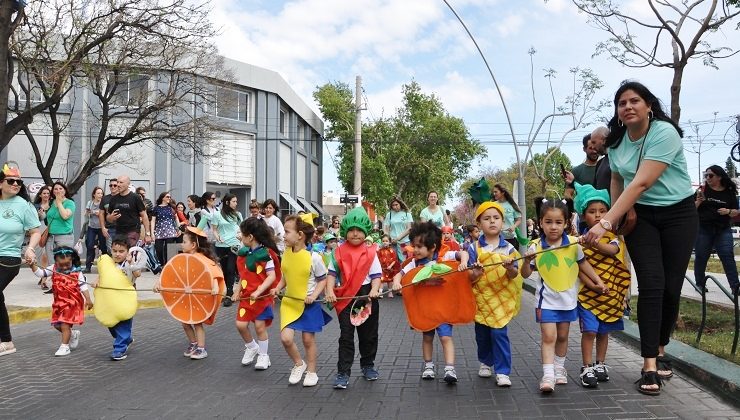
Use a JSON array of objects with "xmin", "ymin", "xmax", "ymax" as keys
[
  {"xmin": 571, "ymin": 162, "xmax": 597, "ymax": 186},
  {"xmin": 46, "ymin": 198, "xmax": 76, "ymax": 235},
  {"xmin": 499, "ymin": 200, "xmax": 521, "ymax": 239},
  {"xmin": 210, "ymin": 211, "xmax": 243, "ymax": 248},
  {"xmin": 609, "ymin": 120, "xmax": 694, "ymax": 206},
  {"xmin": 0, "ymin": 196, "xmax": 42, "ymax": 257},
  {"xmin": 419, "ymin": 206, "xmax": 445, "ymax": 227}
]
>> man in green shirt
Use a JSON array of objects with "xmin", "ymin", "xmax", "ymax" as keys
[{"xmin": 564, "ymin": 134, "xmax": 599, "ymax": 198}]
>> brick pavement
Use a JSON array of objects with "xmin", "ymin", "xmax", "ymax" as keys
[{"xmin": 1, "ymin": 292, "xmax": 738, "ymax": 419}]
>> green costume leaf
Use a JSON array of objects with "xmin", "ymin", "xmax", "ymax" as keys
[
  {"xmin": 468, "ymin": 178, "xmax": 492, "ymax": 206},
  {"xmin": 539, "ymin": 252, "xmax": 559, "ymax": 271},
  {"xmin": 242, "ymin": 247, "xmax": 271, "ymax": 272},
  {"xmin": 412, "ymin": 263, "xmax": 453, "ymax": 284},
  {"xmin": 564, "ymin": 257, "xmax": 576, "ymax": 267}
]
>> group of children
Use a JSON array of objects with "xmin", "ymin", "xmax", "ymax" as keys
[{"xmin": 32, "ymin": 183, "xmax": 629, "ymax": 393}]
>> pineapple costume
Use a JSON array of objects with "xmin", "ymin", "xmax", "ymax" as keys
[{"xmin": 472, "ymin": 240, "xmax": 523, "ymax": 328}]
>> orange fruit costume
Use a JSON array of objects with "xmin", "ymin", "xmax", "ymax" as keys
[
  {"xmin": 235, "ymin": 247, "xmax": 281, "ymax": 326},
  {"xmin": 399, "ymin": 258, "xmax": 476, "ymax": 332},
  {"xmin": 159, "ymin": 253, "xmax": 226, "ymax": 325},
  {"xmin": 377, "ymin": 246, "xmax": 400, "ymax": 284}
]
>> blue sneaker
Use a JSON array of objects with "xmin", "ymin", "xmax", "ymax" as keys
[
  {"xmin": 333, "ymin": 373, "xmax": 349, "ymax": 389},
  {"xmin": 361, "ymin": 366, "xmax": 379, "ymax": 381},
  {"xmin": 111, "ymin": 352, "xmax": 127, "ymax": 361}
]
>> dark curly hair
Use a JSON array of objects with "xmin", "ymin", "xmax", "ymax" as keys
[{"xmin": 408, "ymin": 221, "xmax": 442, "ymax": 255}]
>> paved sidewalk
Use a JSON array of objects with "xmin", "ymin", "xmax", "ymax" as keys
[{"xmin": 1, "ymin": 289, "xmax": 738, "ymax": 418}]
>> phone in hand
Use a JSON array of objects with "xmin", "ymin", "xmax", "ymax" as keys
[
  {"xmin": 560, "ymin": 163, "xmax": 567, "ymax": 179},
  {"xmin": 112, "ymin": 209, "xmax": 121, "ymax": 215}
]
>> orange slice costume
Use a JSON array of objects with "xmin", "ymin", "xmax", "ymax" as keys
[
  {"xmin": 399, "ymin": 258, "xmax": 476, "ymax": 332},
  {"xmin": 159, "ymin": 253, "xmax": 225, "ymax": 325},
  {"xmin": 236, "ymin": 247, "xmax": 281, "ymax": 326}
]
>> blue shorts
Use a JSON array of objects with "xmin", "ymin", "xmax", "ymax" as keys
[
  {"xmin": 578, "ymin": 304, "xmax": 624, "ymax": 334},
  {"xmin": 535, "ymin": 308, "xmax": 577, "ymax": 324},
  {"xmin": 256, "ymin": 305, "xmax": 273, "ymax": 321},
  {"xmin": 423, "ymin": 323, "xmax": 453, "ymax": 337}
]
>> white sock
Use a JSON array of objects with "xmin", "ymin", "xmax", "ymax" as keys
[
  {"xmin": 59, "ymin": 344, "xmax": 70, "ymax": 349},
  {"xmin": 246, "ymin": 340, "xmax": 258, "ymax": 350},
  {"xmin": 258, "ymin": 339, "xmax": 268, "ymax": 355},
  {"xmin": 543, "ymin": 363, "xmax": 554, "ymax": 377},
  {"xmin": 445, "ymin": 365, "xmax": 454, "ymax": 371},
  {"xmin": 554, "ymin": 355, "xmax": 566, "ymax": 368},
  {"xmin": 424, "ymin": 361, "xmax": 434, "ymax": 368}
]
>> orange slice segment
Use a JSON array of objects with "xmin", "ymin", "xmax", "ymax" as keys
[{"xmin": 159, "ymin": 253, "xmax": 225, "ymax": 324}]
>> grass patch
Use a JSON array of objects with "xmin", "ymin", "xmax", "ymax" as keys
[
  {"xmin": 629, "ymin": 296, "xmax": 740, "ymax": 365},
  {"xmin": 687, "ymin": 256, "xmax": 730, "ymax": 274}
]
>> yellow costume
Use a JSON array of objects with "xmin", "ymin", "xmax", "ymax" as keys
[
  {"xmin": 473, "ymin": 245, "xmax": 523, "ymax": 328},
  {"xmin": 94, "ymin": 255, "xmax": 138, "ymax": 328},
  {"xmin": 578, "ymin": 232, "xmax": 631, "ymax": 322},
  {"xmin": 532, "ymin": 236, "xmax": 580, "ymax": 292},
  {"xmin": 280, "ymin": 247, "xmax": 312, "ymax": 330}
]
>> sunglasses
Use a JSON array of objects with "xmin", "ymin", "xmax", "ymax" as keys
[
  {"xmin": 704, "ymin": 173, "xmax": 715, "ymax": 179},
  {"xmin": 4, "ymin": 178, "xmax": 23, "ymax": 186},
  {"xmin": 109, "ymin": 184, "xmax": 117, "ymax": 187}
]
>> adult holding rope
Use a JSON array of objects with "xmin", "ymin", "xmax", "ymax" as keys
[
  {"xmin": 0, "ymin": 164, "xmax": 42, "ymax": 356},
  {"xmin": 582, "ymin": 81, "xmax": 697, "ymax": 396}
]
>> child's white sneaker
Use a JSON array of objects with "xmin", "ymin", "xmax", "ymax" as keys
[
  {"xmin": 241, "ymin": 345, "xmax": 258, "ymax": 366},
  {"xmin": 69, "ymin": 330, "xmax": 80, "ymax": 350},
  {"xmin": 421, "ymin": 364, "xmax": 435, "ymax": 380},
  {"xmin": 303, "ymin": 371, "xmax": 319, "ymax": 387},
  {"xmin": 54, "ymin": 344, "xmax": 71, "ymax": 357},
  {"xmin": 495, "ymin": 374, "xmax": 512, "ymax": 387},
  {"xmin": 288, "ymin": 360, "xmax": 307, "ymax": 384},
  {"xmin": 254, "ymin": 354, "xmax": 271, "ymax": 370},
  {"xmin": 478, "ymin": 364, "xmax": 492, "ymax": 378},
  {"xmin": 555, "ymin": 366, "xmax": 568, "ymax": 384}
]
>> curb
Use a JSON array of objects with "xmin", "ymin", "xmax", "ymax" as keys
[
  {"xmin": 522, "ymin": 278, "xmax": 740, "ymax": 406},
  {"xmin": 9, "ymin": 299, "xmax": 164, "ymax": 325}
]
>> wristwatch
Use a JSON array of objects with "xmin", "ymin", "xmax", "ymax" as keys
[
  {"xmin": 146, "ymin": 232, "xmax": 151, "ymax": 237},
  {"xmin": 599, "ymin": 219, "xmax": 612, "ymax": 231}
]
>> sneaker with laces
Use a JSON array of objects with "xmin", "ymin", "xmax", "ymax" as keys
[
  {"xmin": 555, "ymin": 366, "xmax": 568, "ymax": 384},
  {"xmin": 254, "ymin": 354, "xmax": 271, "ymax": 370},
  {"xmin": 288, "ymin": 361, "xmax": 307, "ymax": 384},
  {"xmin": 54, "ymin": 344, "xmax": 71, "ymax": 357},
  {"xmin": 0, "ymin": 342, "xmax": 17, "ymax": 357},
  {"xmin": 241, "ymin": 345, "xmax": 259, "ymax": 366},
  {"xmin": 69, "ymin": 330, "xmax": 80, "ymax": 350},
  {"xmin": 111, "ymin": 351, "xmax": 128, "ymax": 361},
  {"xmin": 539, "ymin": 375, "xmax": 555, "ymax": 393},
  {"xmin": 579, "ymin": 365, "xmax": 598, "ymax": 388},
  {"xmin": 421, "ymin": 364, "xmax": 435, "ymax": 380},
  {"xmin": 333, "ymin": 373, "xmax": 350, "ymax": 389},
  {"xmin": 478, "ymin": 364, "xmax": 492, "ymax": 378},
  {"xmin": 361, "ymin": 366, "xmax": 379, "ymax": 381},
  {"xmin": 190, "ymin": 347, "xmax": 208, "ymax": 360},
  {"xmin": 303, "ymin": 372, "xmax": 319, "ymax": 387},
  {"xmin": 443, "ymin": 367, "xmax": 458, "ymax": 384},
  {"xmin": 495, "ymin": 374, "xmax": 512, "ymax": 387},
  {"xmin": 183, "ymin": 342, "xmax": 198, "ymax": 357},
  {"xmin": 593, "ymin": 361, "xmax": 609, "ymax": 382}
]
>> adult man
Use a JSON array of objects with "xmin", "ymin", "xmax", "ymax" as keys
[
  {"xmin": 100, "ymin": 179, "xmax": 119, "ymax": 253},
  {"xmin": 564, "ymin": 134, "xmax": 600, "ymax": 198},
  {"xmin": 136, "ymin": 186, "xmax": 154, "ymax": 218},
  {"xmin": 589, "ymin": 127, "xmax": 610, "ymax": 191},
  {"xmin": 106, "ymin": 175, "xmax": 151, "ymax": 246}
]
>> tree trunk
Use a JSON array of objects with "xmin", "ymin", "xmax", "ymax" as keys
[
  {"xmin": 0, "ymin": 1, "xmax": 11, "ymax": 152},
  {"xmin": 670, "ymin": 66, "xmax": 684, "ymax": 123}
]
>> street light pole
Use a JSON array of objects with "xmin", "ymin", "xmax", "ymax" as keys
[{"xmin": 353, "ymin": 75, "xmax": 362, "ymax": 208}]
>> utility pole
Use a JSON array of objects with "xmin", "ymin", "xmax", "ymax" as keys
[{"xmin": 353, "ymin": 75, "xmax": 362, "ymax": 207}]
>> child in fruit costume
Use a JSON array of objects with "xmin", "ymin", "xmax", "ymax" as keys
[
  {"xmin": 30, "ymin": 246, "xmax": 93, "ymax": 357},
  {"xmin": 324, "ymin": 207, "xmax": 383, "ymax": 389},
  {"xmin": 93, "ymin": 238, "xmax": 143, "ymax": 361},
  {"xmin": 232, "ymin": 217, "xmax": 282, "ymax": 370},
  {"xmin": 270, "ymin": 214, "xmax": 331, "ymax": 387},
  {"xmin": 441, "ymin": 226, "xmax": 461, "ymax": 251},
  {"xmin": 459, "ymin": 201, "xmax": 521, "ymax": 387},
  {"xmin": 573, "ymin": 183, "xmax": 631, "ymax": 388},
  {"xmin": 378, "ymin": 234, "xmax": 400, "ymax": 297},
  {"xmin": 154, "ymin": 227, "xmax": 223, "ymax": 360},
  {"xmin": 391, "ymin": 221, "xmax": 463, "ymax": 384},
  {"xmin": 521, "ymin": 198, "xmax": 607, "ymax": 393}
]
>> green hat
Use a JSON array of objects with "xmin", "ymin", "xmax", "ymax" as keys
[
  {"xmin": 340, "ymin": 207, "xmax": 372, "ymax": 238},
  {"xmin": 573, "ymin": 182, "xmax": 611, "ymax": 215},
  {"xmin": 322, "ymin": 233, "xmax": 337, "ymax": 242}
]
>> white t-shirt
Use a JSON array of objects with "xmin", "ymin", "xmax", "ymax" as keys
[
  {"xmin": 34, "ymin": 265, "xmax": 88, "ymax": 292},
  {"xmin": 263, "ymin": 215, "xmax": 285, "ymax": 252},
  {"xmin": 328, "ymin": 253, "xmax": 383, "ymax": 285},
  {"xmin": 528, "ymin": 240, "xmax": 585, "ymax": 311},
  {"xmin": 306, "ymin": 252, "xmax": 328, "ymax": 296}
]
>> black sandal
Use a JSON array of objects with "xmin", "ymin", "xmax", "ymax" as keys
[
  {"xmin": 656, "ymin": 356, "xmax": 674, "ymax": 379},
  {"xmin": 635, "ymin": 370, "xmax": 662, "ymax": 396}
]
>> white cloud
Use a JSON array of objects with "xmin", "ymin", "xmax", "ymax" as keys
[{"xmin": 496, "ymin": 14, "xmax": 525, "ymax": 37}]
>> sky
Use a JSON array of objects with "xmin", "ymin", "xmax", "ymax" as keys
[{"xmin": 209, "ymin": 0, "xmax": 740, "ymax": 204}]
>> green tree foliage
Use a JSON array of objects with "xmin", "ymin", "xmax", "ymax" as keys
[
  {"xmin": 314, "ymin": 80, "xmax": 486, "ymax": 214},
  {"xmin": 457, "ymin": 147, "xmax": 572, "ymax": 220}
]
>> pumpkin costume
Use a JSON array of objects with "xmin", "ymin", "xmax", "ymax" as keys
[{"xmin": 236, "ymin": 246, "xmax": 281, "ymax": 326}]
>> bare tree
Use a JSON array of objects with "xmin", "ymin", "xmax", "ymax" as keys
[
  {"xmin": 569, "ymin": 0, "xmax": 740, "ymax": 123},
  {"xmin": 6, "ymin": 0, "xmax": 231, "ymax": 195},
  {"xmin": 0, "ymin": 0, "xmax": 26, "ymax": 150}
]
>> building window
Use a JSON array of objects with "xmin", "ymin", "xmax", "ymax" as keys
[
  {"xmin": 279, "ymin": 108, "xmax": 287, "ymax": 135},
  {"xmin": 111, "ymin": 74, "xmax": 150, "ymax": 106},
  {"xmin": 297, "ymin": 121, "xmax": 305, "ymax": 149},
  {"xmin": 16, "ymin": 69, "xmax": 69, "ymax": 104},
  {"xmin": 311, "ymin": 133, "xmax": 319, "ymax": 157},
  {"xmin": 215, "ymin": 87, "xmax": 252, "ymax": 122}
]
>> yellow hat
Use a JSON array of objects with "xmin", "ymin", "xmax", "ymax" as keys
[
  {"xmin": 474, "ymin": 201, "xmax": 505, "ymax": 221},
  {"xmin": 299, "ymin": 212, "xmax": 314, "ymax": 226}
]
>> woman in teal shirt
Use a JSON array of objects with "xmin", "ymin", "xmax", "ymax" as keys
[
  {"xmin": 419, "ymin": 191, "xmax": 449, "ymax": 228},
  {"xmin": 384, "ymin": 196, "xmax": 413, "ymax": 261},
  {"xmin": 583, "ymin": 81, "xmax": 697, "ymax": 397},
  {"xmin": 210, "ymin": 193, "xmax": 242, "ymax": 307},
  {"xmin": 45, "ymin": 181, "xmax": 76, "ymax": 256}
]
